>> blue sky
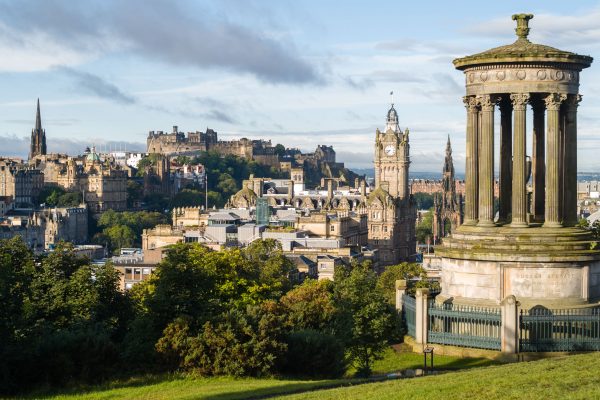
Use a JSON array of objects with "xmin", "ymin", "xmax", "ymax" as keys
[{"xmin": 0, "ymin": 0, "xmax": 599, "ymax": 173}]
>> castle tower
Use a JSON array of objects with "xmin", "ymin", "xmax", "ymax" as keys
[
  {"xmin": 374, "ymin": 100, "xmax": 410, "ymax": 200},
  {"xmin": 29, "ymin": 99, "xmax": 47, "ymax": 159}
]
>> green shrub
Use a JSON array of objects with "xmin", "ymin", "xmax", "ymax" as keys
[{"xmin": 282, "ymin": 329, "xmax": 346, "ymax": 378}]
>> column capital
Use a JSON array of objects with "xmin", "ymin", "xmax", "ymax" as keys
[
  {"xmin": 565, "ymin": 94, "xmax": 582, "ymax": 109},
  {"xmin": 463, "ymin": 95, "xmax": 478, "ymax": 112},
  {"xmin": 510, "ymin": 93, "xmax": 530, "ymax": 110},
  {"xmin": 477, "ymin": 94, "xmax": 496, "ymax": 111},
  {"xmin": 544, "ymin": 93, "xmax": 567, "ymax": 111}
]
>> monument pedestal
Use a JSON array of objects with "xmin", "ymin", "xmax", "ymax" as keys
[{"xmin": 436, "ymin": 225, "xmax": 600, "ymax": 309}]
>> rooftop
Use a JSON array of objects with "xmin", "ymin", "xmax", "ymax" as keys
[{"xmin": 454, "ymin": 14, "xmax": 593, "ymax": 70}]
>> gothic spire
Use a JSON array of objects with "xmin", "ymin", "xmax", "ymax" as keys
[
  {"xmin": 29, "ymin": 98, "xmax": 47, "ymax": 159},
  {"xmin": 443, "ymin": 135, "xmax": 454, "ymax": 175},
  {"xmin": 35, "ymin": 98, "xmax": 42, "ymax": 131}
]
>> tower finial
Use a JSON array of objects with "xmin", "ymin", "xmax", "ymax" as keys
[
  {"xmin": 390, "ymin": 90, "xmax": 394, "ymax": 106},
  {"xmin": 512, "ymin": 13, "xmax": 533, "ymax": 41}
]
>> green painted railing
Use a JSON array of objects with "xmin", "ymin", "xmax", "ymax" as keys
[
  {"xmin": 402, "ymin": 293, "xmax": 416, "ymax": 337},
  {"xmin": 520, "ymin": 307, "xmax": 600, "ymax": 352},
  {"xmin": 428, "ymin": 302, "xmax": 501, "ymax": 350}
]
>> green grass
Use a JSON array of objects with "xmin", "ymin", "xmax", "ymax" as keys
[
  {"xmin": 13, "ymin": 348, "xmax": 499, "ymax": 400},
  {"xmin": 21, "ymin": 376, "xmax": 346, "ymax": 400},
  {"xmin": 274, "ymin": 352, "xmax": 600, "ymax": 400},
  {"xmin": 364, "ymin": 346, "xmax": 497, "ymax": 375}
]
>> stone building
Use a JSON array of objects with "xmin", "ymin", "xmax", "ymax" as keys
[
  {"xmin": 147, "ymin": 125, "xmax": 279, "ymax": 166},
  {"xmin": 432, "ymin": 136, "xmax": 463, "ymax": 239},
  {"xmin": 147, "ymin": 126, "xmax": 217, "ymax": 154},
  {"xmin": 437, "ymin": 14, "xmax": 600, "ymax": 308},
  {"xmin": 53, "ymin": 148, "xmax": 128, "ymax": 214},
  {"xmin": 0, "ymin": 204, "xmax": 88, "ymax": 251},
  {"xmin": 0, "ymin": 158, "xmax": 44, "ymax": 206},
  {"xmin": 369, "ymin": 102, "xmax": 417, "ymax": 265}
]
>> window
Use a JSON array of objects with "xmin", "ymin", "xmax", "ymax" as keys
[{"xmin": 330, "ymin": 225, "xmax": 335, "ymax": 232}]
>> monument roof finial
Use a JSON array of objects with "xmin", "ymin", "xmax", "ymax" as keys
[{"xmin": 512, "ymin": 13, "xmax": 533, "ymax": 41}]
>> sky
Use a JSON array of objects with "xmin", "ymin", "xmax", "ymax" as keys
[{"xmin": 0, "ymin": 0, "xmax": 600, "ymax": 173}]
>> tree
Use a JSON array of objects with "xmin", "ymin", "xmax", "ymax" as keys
[
  {"xmin": 171, "ymin": 189, "xmax": 204, "ymax": 208},
  {"xmin": 334, "ymin": 263, "xmax": 395, "ymax": 377},
  {"xmin": 279, "ymin": 279, "xmax": 337, "ymax": 332},
  {"xmin": 377, "ymin": 262, "xmax": 430, "ymax": 304},
  {"xmin": 156, "ymin": 302, "xmax": 287, "ymax": 377},
  {"xmin": 416, "ymin": 208, "xmax": 434, "ymax": 243},
  {"xmin": 274, "ymin": 143, "xmax": 286, "ymax": 157},
  {"xmin": 413, "ymin": 192, "xmax": 434, "ymax": 210}
]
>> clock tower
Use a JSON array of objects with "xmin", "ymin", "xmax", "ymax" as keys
[
  {"xmin": 368, "ymin": 100, "xmax": 416, "ymax": 266},
  {"xmin": 374, "ymin": 102, "xmax": 410, "ymax": 200}
]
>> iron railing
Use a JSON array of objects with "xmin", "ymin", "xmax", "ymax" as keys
[
  {"xmin": 428, "ymin": 302, "xmax": 501, "ymax": 350},
  {"xmin": 402, "ymin": 293, "xmax": 416, "ymax": 337},
  {"xmin": 520, "ymin": 307, "xmax": 600, "ymax": 352}
]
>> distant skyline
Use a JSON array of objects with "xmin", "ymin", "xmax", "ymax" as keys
[{"xmin": 1, "ymin": 1, "xmax": 600, "ymax": 173}]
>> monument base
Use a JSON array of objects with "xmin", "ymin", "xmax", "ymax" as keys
[{"xmin": 435, "ymin": 225, "xmax": 600, "ymax": 309}]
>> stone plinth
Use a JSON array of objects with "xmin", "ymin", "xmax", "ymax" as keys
[{"xmin": 436, "ymin": 225, "xmax": 600, "ymax": 308}]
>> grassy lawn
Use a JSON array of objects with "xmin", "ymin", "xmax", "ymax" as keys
[
  {"xmin": 274, "ymin": 352, "xmax": 600, "ymax": 400},
  {"xmin": 364, "ymin": 346, "xmax": 497, "ymax": 375},
  {"xmin": 23, "ymin": 376, "xmax": 347, "ymax": 400},
  {"xmin": 15, "ymin": 347, "xmax": 500, "ymax": 400}
]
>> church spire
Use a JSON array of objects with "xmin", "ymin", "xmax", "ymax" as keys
[
  {"xmin": 29, "ymin": 98, "xmax": 47, "ymax": 159},
  {"xmin": 35, "ymin": 98, "xmax": 42, "ymax": 131},
  {"xmin": 444, "ymin": 135, "xmax": 453, "ymax": 173}
]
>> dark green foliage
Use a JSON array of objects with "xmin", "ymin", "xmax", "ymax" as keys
[
  {"xmin": 377, "ymin": 262, "xmax": 431, "ymax": 303},
  {"xmin": 416, "ymin": 208, "xmax": 433, "ymax": 243},
  {"xmin": 93, "ymin": 210, "xmax": 169, "ymax": 252},
  {"xmin": 170, "ymin": 188, "xmax": 204, "ymax": 208},
  {"xmin": 192, "ymin": 151, "xmax": 286, "ymax": 208},
  {"xmin": 0, "ymin": 239, "xmax": 131, "ymax": 394},
  {"xmin": 413, "ymin": 192, "xmax": 434, "ymax": 210},
  {"xmin": 126, "ymin": 180, "xmax": 144, "ymax": 208},
  {"xmin": 156, "ymin": 302, "xmax": 287, "ymax": 377},
  {"xmin": 282, "ymin": 329, "xmax": 346, "ymax": 378},
  {"xmin": 334, "ymin": 262, "xmax": 396, "ymax": 377},
  {"xmin": 0, "ymin": 237, "xmax": 405, "ymax": 393},
  {"xmin": 279, "ymin": 279, "xmax": 337, "ymax": 332},
  {"xmin": 38, "ymin": 185, "xmax": 82, "ymax": 207}
]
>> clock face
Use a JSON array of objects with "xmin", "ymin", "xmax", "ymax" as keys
[{"xmin": 384, "ymin": 145, "xmax": 396, "ymax": 156}]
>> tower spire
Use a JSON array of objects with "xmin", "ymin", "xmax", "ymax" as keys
[
  {"xmin": 29, "ymin": 98, "xmax": 46, "ymax": 159},
  {"xmin": 35, "ymin": 98, "xmax": 42, "ymax": 131}
]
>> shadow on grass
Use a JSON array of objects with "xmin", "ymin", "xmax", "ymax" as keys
[
  {"xmin": 201, "ymin": 380, "xmax": 362, "ymax": 400},
  {"xmin": 16, "ymin": 373, "xmax": 185, "ymax": 399}
]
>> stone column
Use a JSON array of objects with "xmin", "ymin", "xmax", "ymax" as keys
[
  {"xmin": 463, "ymin": 96, "xmax": 479, "ymax": 225},
  {"xmin": 500, "ymin": 295, "xmax": 520, "ymax": 354},
  {"xmin": 563, "ymin": 94, "xmax": 582, "ymax": 226},
  {"xmin": 531, "ymin": 97, "xmax": 545, "ymax": 222},
  {"xmin": 498, "ymin": 97, "xmax": 512, "ymax": 224},
  {"xmin": 477, "ymin": 95, "xmax": 495, "ymax": 227},
  {"xmin": 395, "ymin": 279, "xmax": 407, "ymax": 311},
  {"xmin": 544, "ymin": 93, "xmax": 567, "ymax": 228},
  {"xmin": 510, "ymin": 93, "xmax": 529, "ymax": 227},
  {"xmin": 415, "ymin": 288, "xmax": 430, "ymax": 345}
]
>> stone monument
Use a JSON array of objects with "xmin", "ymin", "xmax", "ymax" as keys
[{"xmin": 436, "ymin": 14, "xmax": 600, "ymax": 308}]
